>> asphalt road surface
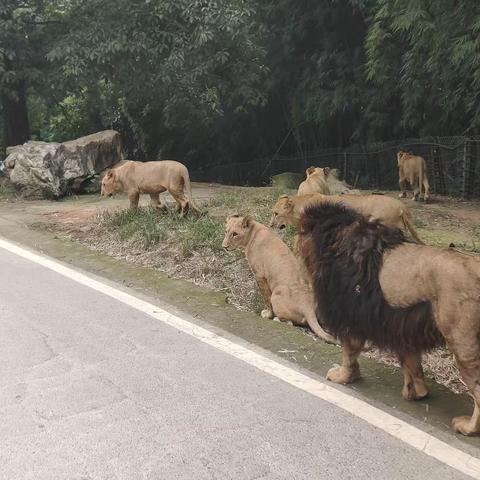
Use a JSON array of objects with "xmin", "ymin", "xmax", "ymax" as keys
[{"xmin": 0, "ymin": 244, "xmax": 476, "ymax": 480}]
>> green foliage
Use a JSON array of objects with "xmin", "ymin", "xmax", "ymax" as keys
[
  {"xmin": 365, "ymin": 0, "xmax": 480, "ymax": 136},
  {"xmin": 3, "ymin": 0, "xmax": 480, "ymax": 167},
  {"xmin": 0, "ymin": 183, "xmax": 15, "ymax": 196},
  {"xmin": 46, "ymin": 0, "xmax": 267, "ymax": 157}
]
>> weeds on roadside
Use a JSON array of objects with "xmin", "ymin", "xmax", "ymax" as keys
[
  {"xmin": 0, "ymin": 184, "xmax": 15, "ymax": 197},
  {"xmin": 103, "ymin": 208, "xmax": 225, "ymax": 255}
]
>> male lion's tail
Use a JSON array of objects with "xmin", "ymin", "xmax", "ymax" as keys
[
  {"xmin": 401, "ymin": 210, "xmax": 424, "ymax": 244},
  {"xmin": 304, "ymin": 308, "xmax": 337, "ymax": 344},
  {"xmin": 182, "ymin": 168, "xmax": 202, "ymax": 214}
]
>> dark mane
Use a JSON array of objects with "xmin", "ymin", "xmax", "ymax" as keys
[{"xmin": 299, "ymin": 202, "xmax": 444, "ymax": 355}]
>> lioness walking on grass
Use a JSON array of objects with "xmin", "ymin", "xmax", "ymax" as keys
[
  {"xmin": 101, "ymin": 160, "xmax": 201, "ymax": 215},
  {"xmin": 222, "ymin": 214, "xmax": 336, "ymax": 343}
]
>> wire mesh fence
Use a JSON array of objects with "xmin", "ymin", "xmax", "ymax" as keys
[{"xmin": 191, "ymin": 136, "xmax": 480, "ymax": 198}]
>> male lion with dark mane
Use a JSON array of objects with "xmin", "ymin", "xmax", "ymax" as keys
[{"xmin": 298, "ymin": 202, "xmax": 480, "ymax": 436}]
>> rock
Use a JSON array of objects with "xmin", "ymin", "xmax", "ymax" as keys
[
  {"xmin": 271, "ymin": 172, "xmax": 304, "ymax": 190},
  {"xmin": 4, "ymin": 130, "xmax": 122, "ymax": 198}
]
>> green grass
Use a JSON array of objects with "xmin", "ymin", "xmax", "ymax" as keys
[
  {"xmin": 0, "ymin": 183, "xmax": 15, "ymax": 196},
  {"xmin": 100, "ymin": 185, "xmax": 297, "ymax": 258},
  {"xmin": 103, "ymin": 208, "xmax": 225, "ymax": 255}
]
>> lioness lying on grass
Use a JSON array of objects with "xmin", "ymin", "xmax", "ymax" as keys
[
  {"xmin": 271, "ymin": 192, "xmax": 423, "ymax": 244},
  {"xmin": 222, "ymin": 215, "xmax": 335, "ymax": 343},
  {"xmin": 101, "ymin": 160, "xmax": 201, "ymax": 215}
]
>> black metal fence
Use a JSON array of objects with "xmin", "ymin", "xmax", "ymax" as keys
[{"xmin": 191, "ymin": 136, "xmax": 480, "ymax": 198}]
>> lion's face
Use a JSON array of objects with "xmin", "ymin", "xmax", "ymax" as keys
[
  {"xmin": 101, "ymin": 170, "xmax": 120, "ymax": 197},
  {"xmin": 270, "ymin": 196, "xmax": 294, "ymax": 229},
  {"xmin": 222, "ymin": 215, "xmax": 252, "ymax": 251}
]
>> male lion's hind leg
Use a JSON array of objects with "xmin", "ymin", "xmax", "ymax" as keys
[
  {"xmin": 449, "ymin": 338, "xmax": 480, "ymax": 436},
  {"xmin": 327, "ymin": 339, "xmax": 363, "ymax": 384},
  {"xmin": 399, "ymin": 352, "xmax": 429, "ymax": 401}
]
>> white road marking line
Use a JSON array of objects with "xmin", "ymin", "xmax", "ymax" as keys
[{"xmin": 1, "ymin": 236, "xmax": 479, "ymax": 478}]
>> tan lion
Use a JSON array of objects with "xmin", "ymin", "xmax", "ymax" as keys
[
  {"xmin": 297, "ymin": 166, "xmax": 331, "ymax": 196},
  {"xmin": 222, "ymin": 215, "xmax": 335, "ymax": 343},
  {"xmin": 270, "ymin": 193, "xmax": 423, "ymax": 244},
  {"xmin": 298, "ymin": 201, "xmax": 480, "ymax": 436},
  {"xmin": 397, "ymin": 150, "xmax": 430, "ymax": 203},
  {"xmin": 101, "ymin": 160, "xmax": 201, "ymax": 215}
]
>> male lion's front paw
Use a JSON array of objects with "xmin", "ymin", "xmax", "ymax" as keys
[
  {"xmin": 402, "ymin": 382, "xmax": 429, "ymax": 401},
  {"xmin": 261, "ymin": 309, "xmax": 274, "ymax": 319},
  {"xmin": 452, "ymin": 416, "xmax": 480, "ymax": 436},
  {"xmin": 326, "ymin": 365, "xmax": 360, "ymax": 384}
]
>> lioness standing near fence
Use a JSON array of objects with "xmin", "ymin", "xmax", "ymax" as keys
[{"xmin": 397, "ymin": 150, "xmax": 430, "ymax": 203}]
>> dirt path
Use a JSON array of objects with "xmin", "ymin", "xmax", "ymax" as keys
[{"xmin": 0, "ymin": 182, "xmax": 230, "ymax": 229}]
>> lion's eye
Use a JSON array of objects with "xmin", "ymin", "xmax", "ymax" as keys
[{"xmin": 232, "ymin": 232, "xmax": 238, "ymax": 237}]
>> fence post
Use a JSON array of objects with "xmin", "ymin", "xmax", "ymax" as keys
[
  {"xmin": 432, "ymin": 145, "xmax": 446, "ymax": 196},
  {"xmin": 461, "ymin": 138, "xmax": 471, "ymax": 198},
  {"xmin": 343, "ymin": 152, "xmax": 348, "ymax": 182}
]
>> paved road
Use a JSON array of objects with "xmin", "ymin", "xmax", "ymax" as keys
[{"xmin": 0, "ymin": 246, "xmax": 473, "ymax": 480}]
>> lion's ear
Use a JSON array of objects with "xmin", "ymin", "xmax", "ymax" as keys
[
  {"xmin": 241, "ymin": 216, "xmax": 252, "ymax": 228},
  {"xmin": 227, "ymin": 213, "xmax": 240, "ymax": 221},
  {"xmin": 286, "ymin": 198, "xmax": 294, "ymax": 210},
  {"xmin": 323, "ymin": 167, "xmax": 330, "ymax": 178},
  {"xmin": 279, "ymin": 194, "xmax": 289, "ymax": 199},
  {"xmin": 105, "ymin": 169, "xmax": 114, "ymax": 178},
  {"xmin": 306, "ymin": 166, "xmax": 316, "ymax": 177}
]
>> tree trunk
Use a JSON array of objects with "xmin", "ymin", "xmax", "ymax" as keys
[{"xmin": 2, "ymin": 80, "xmax": 30, "ymax": 149}]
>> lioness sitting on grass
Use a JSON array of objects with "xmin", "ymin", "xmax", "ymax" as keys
[
  {"xmin": 101, "ymin": 160, "xmax": 201, "ymax": 215},
  {"xmin": 297, "ymin": 166, "xmax": 331, "ymax": 196},
  {"xmin": 222, "ymin": 214, "xmax": 335, "ymax": 343},
  {"xmin": 271, "ymin": 193, "xmax": 423, "ymax": 244}
]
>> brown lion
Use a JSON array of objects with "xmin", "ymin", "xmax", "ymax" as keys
[
  {"xmin": 397, "ymin": 150, "xmax": 430, "ymax": 203},
  {"xmin": 101, "ymin": 160, "xmax": 201, "ymax": 215},
  {"xmin": 297, "ymin": 166, "xmax": 331, "ymax": 196},
  {"xmin": 270, "ymin": 193, "xmax": 423, "ymax": 244},
  {"xmin": 222, "ymin": 215, "xmax": 335, "ymax": 343},
  {"xmin": 297, "ymin": 202, "xmax": 480, "ymax": 436}
]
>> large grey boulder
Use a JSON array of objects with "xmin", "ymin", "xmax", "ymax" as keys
[{"xmin": 4, "ymin": 130, "xmax": 122, "ymax": 198}]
